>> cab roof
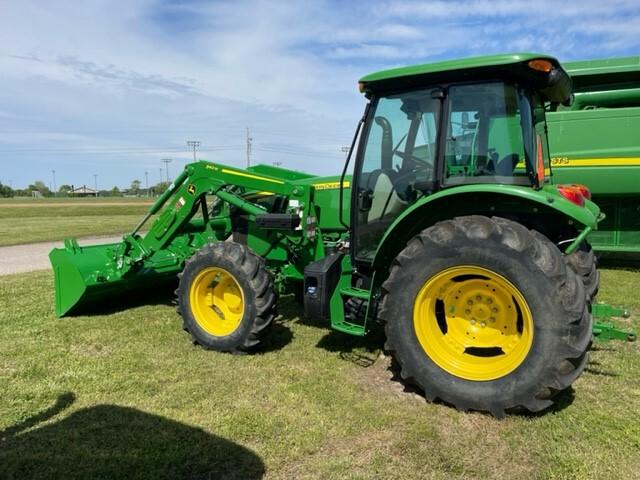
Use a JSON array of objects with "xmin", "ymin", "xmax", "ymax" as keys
[{"xmin": 359, "ymin": 53, "xmax": 562, "ymax": 95}]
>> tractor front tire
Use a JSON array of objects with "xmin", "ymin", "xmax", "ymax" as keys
[
  {"xmin": 380, "ymin": 216, "xmax": 591, "ymax": 417},
  {"xmin": 177, "ymin": 242, "xmax": 276, "ymax": 353}
]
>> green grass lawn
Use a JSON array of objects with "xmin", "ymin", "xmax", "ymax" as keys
[
  {"xmin": 1, "ymin": 268, "xmax": 639, "ymax": 479},
  {"xmin": 0, "ymin": 199, "xmax": 151, "ymax": 246}
]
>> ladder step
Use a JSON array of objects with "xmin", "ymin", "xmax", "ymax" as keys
[{"xmin": 339, "ymin": 287, "xmax": 370, "ymax": 300}]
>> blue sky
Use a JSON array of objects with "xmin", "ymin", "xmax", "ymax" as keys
[{"xmin": 1, "ymin": 0, "xmax": 639, "ymax": 190}]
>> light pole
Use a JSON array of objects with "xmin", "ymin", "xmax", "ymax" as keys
[
  {"xmin": 93, "ymin": 174, "xmax": 98, "ymax": 198},
  {"xmin": 52, "ymin": 170, "xmax": 56, "ymax": 197},
  {"xmin": 144, "ymin": 171, "xmax": 149, "ymax": 197},
  {"xmin": 161, "ymin": 158, "xmax": 172, "ymax": 183},
  {"xmin": 246, "ymin": 128, "xmax": 252, "ymax": 167},
  {"xmin": 187, "ymin": 140, "xmax": 201, "ymax": 162}
]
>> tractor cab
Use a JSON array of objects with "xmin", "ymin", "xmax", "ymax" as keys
[{"xmin": 350, "ymin": 54, "xmax": 572, "ymax": 261}]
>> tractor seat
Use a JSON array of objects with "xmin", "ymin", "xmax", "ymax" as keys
[{"xmin": 365, "ymin": 170, "xmax": 406, "ymax": 223}]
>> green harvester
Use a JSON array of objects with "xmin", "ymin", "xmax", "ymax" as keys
[
  {"xmin": 548, "ymin": 56, "xmax": 640, "ymax": 258},
  {"xmin": 52, "ymin": 53, "xmax": 608, "ymax": 417}
]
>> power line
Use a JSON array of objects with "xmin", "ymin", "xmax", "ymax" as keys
[{"xmin": 0, "ymin": 145, "xmax": 242, "ymax": 155}]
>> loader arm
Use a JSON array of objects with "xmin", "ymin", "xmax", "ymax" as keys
[
  {"xmin": 119, "ymin": 162, "xmax": 300, "ymax": 267},
  {"xmin": 50, "ymin": 161, "xmax": 308, "ymax": 316}
]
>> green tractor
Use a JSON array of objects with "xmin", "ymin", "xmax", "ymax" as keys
[{"xmin": 51, "ymin": 53, "xmax": 600, "ymax": 417}]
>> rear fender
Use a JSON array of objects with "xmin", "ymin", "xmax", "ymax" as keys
[{"xmin": 371, "ymin": 184, "xmax": 600, "ymax": 271}]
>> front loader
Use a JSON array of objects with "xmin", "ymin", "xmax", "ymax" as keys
[{"xmin": 51, "ymin": 53, "xmax": 601, "ymax": 417}]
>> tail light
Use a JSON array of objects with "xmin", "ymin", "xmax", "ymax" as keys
[
  {"xmin": 557, "ymin": 185, "xmax": 585, "ymax": 207},
  {"xmin": 570, "ymin": 183, "xmax": 591, "ymax": 200}
]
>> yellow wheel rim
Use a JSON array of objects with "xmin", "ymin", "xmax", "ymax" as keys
[
  {"xmin": 189, "ymin": 267, "xmax": 245, "ymax": 337},
  {"xmin": 413, "ymin": 266, "xmax": 533, "ymax": 381}
]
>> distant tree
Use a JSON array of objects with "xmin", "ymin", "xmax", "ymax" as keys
[
  {"xmin": 59, "ymin": 184, "xmax": 72, "ymax": 194},
  {"xmin": 153, "ymin": 181, "xmax": 170, "ymax": 195},
  {"xmin": 111, "ymin": 186, "xmax": 122, "ymax": 197},
  {"xmin": 28, "ymin": 180, "xmax": 51, "ymax": 197},
  {"xmin": 0, "ymin": 182, "xmax": 13, "ymax": 198},
  {"xmin": 130, "ymin": 179, "xmax": 141, "ymax": 195}
]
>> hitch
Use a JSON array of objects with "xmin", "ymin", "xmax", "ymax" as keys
[{"xmin": 592, "ymin": 302, "xmax": 636, "ymax": 342}]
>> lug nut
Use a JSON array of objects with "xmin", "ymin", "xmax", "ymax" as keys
[
  {"xmin": 490, "ymin": 317, "xmax": 495, "ymax": 322},
  {"xmin": 492, "ymin": 307, "xmax": 498, "ymax": 313},
  {"xmin": 476, "ymin": 295, "xmax": 482, "ymax": 301},
  {"xmin": 480, "ymin": 322, "xmax": 486, "ymax": 327},
  {"xmin": 470, "ymin": 319, "xmax": 476, "ymax": 325},
  {"xmin": 487, "ymin": 298, "xmax": 493, "ymax": 304}
]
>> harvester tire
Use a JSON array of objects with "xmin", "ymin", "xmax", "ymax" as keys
[
  {"xmin": 177, "ymin": 242, "xmax": 276, "ymax": 353},
  {"xmin": 380, "ymin": 216, "xmax": 591, "ymax": 417},
  {"xmin": 565, "ymin": 241, "xmax": 599, "ymax": 301}
]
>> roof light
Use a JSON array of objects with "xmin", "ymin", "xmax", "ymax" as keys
[
  {"xmin": 528, "ymin": 59, "xmax": 553, "ymax": 73},
  {"xmin": 557, "ymin": 185, "xmax": 585, "ymax": 207}
]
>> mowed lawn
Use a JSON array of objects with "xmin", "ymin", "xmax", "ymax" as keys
[
  {"xmin": 0, "ymin": 198, "xmax": 151, "ymax": 246},
  {"xmin": 0, "ymin": 268, "xmax": 639, "ymax": 480}
]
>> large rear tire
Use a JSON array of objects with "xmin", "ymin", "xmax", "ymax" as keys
[
  {"xmin": 565, "ymin": 241, "xmax": 599, "ymax": 301},
  {"xmin": 380, "ymin": 216, "xmax": 591, "ymax": 417},
  {"xmin": 177, "ymin": 242, "xmax": 276, "ymax": 353}
]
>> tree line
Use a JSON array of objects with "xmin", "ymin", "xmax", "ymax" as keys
[{"xmin": 0, "ymin": 179, "xmax": 172, "ymax": 198}]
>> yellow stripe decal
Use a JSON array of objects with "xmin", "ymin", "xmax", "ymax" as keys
[
  {"xmin": 220, "ymin": 169, "xmax": 285, "ymax": 184},
  {"xmin": 551, "ymin": 157, "xmax": 640, "ymax": 167},
  {"xmin": 313, "ymin": 181, "xmax": 350, "ymax": 190},
  {"xmin": 243, "ymin": 191, "xmax": 276, "ymax": 198}
]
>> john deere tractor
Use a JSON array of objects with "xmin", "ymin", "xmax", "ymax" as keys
[{"xmin": 51, "ymin": 53, "xmax": 601, "ymax": 417}]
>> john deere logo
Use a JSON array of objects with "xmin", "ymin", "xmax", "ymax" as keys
[{"xmin": 187, "ymin": 184, "xmax": 196, "ymax": 195}]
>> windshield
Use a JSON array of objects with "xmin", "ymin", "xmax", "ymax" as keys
[
  {"xmin": 352, "ymin": 81, "xmax": 538, "ymax": 262},
  {"xmin": 444, "ymin": 82, "xmax": 535, "ymax": 186}
]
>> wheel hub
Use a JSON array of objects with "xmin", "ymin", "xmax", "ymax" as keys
[
  {"xmin": 189, "ymin": 267, "xmax": 245, "ymax": 337},
  {"xmin": 414, "ymin": 266, "xmax": 533, "ymax": 381}
]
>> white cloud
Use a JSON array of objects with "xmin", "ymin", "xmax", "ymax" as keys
[{"xmin": 0, "ymin": 0, "xmax": 639, "ymax": 188}]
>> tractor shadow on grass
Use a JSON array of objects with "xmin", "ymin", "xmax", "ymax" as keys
[
  {"xmin": 278, "ymin": 293, "xmax": 386, "ymax": 364},
  {"xmin": 0, "ymin": 393, "xmax": 265, "ymax": 480},
  {"xmin": 67, "ymin": 279, "xmax": 180, "ymax": 317}
]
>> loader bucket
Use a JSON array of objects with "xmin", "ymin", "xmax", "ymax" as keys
[
  {"xmin": 50, "ymin": 238, "xmax": 129, "ymax": 317},
  {"xmin": 51, "ymin": 237, "xmax": 182, "ymax": 317}
]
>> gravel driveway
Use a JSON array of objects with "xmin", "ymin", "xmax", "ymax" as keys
[{"xmin": 0, "ymin": 235, "xmax": 124, "ymax": 276}]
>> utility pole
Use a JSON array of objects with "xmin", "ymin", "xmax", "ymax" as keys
[
  {"xmin": 161, "ymin": 158, "xmax": 172, "ymax": 183},
  {"xmin": 246, "ymin": 127, "xmax": 252, "ymax": 167},
  {"xmin": 272, "ymin": 161, "xmax": 282, "ymax": 167},
  {"xmin": 93, "ymin": 174, "xmax": 98, "ymax": 198},
  {"xmin": 159, "ymin": 167, "xmax": 163, "ymax": 184},
  {"xmin": 144, "ymin": 171, "xmax": 149, "ymax": 197},
  {"xmin": 52, "ymin": 170, "xmax": 56, "ymax": 197},
  {"xmin": 187, "ymin": 140, "xmax": 201, "ymax": 162},
  {"xmin": 341, "ymin": 146, "xmax": 351, "ymax": 156}
]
